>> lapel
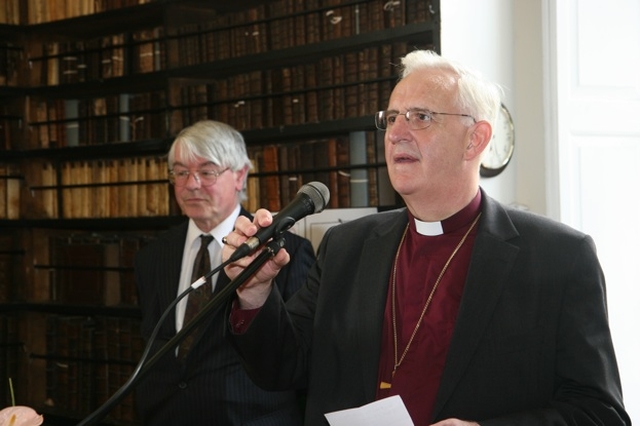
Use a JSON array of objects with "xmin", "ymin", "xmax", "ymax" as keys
[
  {"xmin": 355, "ymin": 211, "xmax": 409, "ymax": 401},
  {"xmin": 158, "ymin": 222, "xmax": 189, "ymax": 334},
  {"xmin": 431, "ymin": 193, "xmax": 521, "ymax": 418}
]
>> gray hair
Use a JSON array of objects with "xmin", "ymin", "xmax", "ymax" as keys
[
  {"xmin": 399, "ymin": 50, "xmax": 503, "ymax": 126},
  {"xmin": 168, "ymin": 120, "xmax": 252, "ymax": 201}
]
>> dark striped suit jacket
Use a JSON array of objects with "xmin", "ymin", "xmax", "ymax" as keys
[{"xmin": 134, "ymin": 210, "xmax": 315, "ymax": 425}]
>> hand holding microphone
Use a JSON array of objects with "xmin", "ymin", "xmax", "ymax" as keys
[{"xmin": 223, "ymin": 182, "xmax": 329, "ymax": 308}]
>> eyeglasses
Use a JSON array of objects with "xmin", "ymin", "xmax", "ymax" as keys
[
  {"xmin": 375, "ymin": 109, "xmax": 476, "ymax": 130},
  {"xmin": 168, "ymin": 167, "xmax": 230, "ymax": 187}
]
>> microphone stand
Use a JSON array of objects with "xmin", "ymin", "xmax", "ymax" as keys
[{"xmin": 77, "ymin": 237, "xmax": 286, "ymax": 426}]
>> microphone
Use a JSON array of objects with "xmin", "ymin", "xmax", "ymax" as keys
[{"xmin": 229, "ymin": 181, "xmax": 330, "ymax": 262}]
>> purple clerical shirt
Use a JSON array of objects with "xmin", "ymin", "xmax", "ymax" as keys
[{"xmin": 376, "ymin": 192, "xmax": 482, "ymax": 423}]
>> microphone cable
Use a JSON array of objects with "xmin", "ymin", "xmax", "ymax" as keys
[{"xmin": 77, "ymin": 242, "xmax": 254, "ymax": 425}]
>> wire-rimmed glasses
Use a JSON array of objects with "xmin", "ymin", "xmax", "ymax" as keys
[
  {"xmin": 168, "ymin": 167, "xmax": 230, "ymax": 187},
  {"xmin": 375, "ymin": 109, "xmax": 476, "ymax": 130}
]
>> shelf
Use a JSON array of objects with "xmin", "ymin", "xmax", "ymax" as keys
[
  {"xmin": 0, "ymin": 23, "xmax": 22, "ymax": 40},
  {"xmin": 1, "ymin": 116, "xmax": 376, "ymax": 159},
  {"xmin": 0, "ymin": 216, "xmax": 185, "ymax": 231},
  {"xmin": 243, "ymin": 116, "xmax": 377, "ymax": 145},
  {"xmin": 0, "ymin": 302, "xmax": 141, "ymax": 317},
  {"xmin": 24, "ymin": 0, "xmax": 269, "ymax": 40},
  {"xmin": 24, "ymin": 23, "xmax": 436, "ymax": 99},
  {"xmin": 0, "ymin": 85, "xmax": 24, "ymax": 98},
  {"xmin": 25, "ymin": 72, "xmax": 172, "ymax": 99},
  {"xmin": 0, "ymin": 138, "xmax": 172, "ymax": 161},
  {"xmin": 170, "ymin": 22, "xmax": 438, "ymax": 80}
]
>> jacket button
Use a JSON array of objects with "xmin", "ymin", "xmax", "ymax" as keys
[{"xmin": 178, "ymin": 381, "xmax": 187, "ymax": 389}]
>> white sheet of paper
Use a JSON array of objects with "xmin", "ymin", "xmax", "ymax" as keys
[{"xmin": 324, "ymin": 395, "xmax": 414, "ymax": 426}]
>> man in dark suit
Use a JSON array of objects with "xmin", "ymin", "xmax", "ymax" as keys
[
  {"xmin": 134, "ymin": 120, "xmax": 315, "ymax": 425},
  {"xmin": 222, "ymin": 51, "xmax": 630, "ymax": 425}
]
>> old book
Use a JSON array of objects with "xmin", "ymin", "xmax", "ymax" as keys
[
  {"xmin": 332, "ymin": 55, "xmax": 345, "ymax": 119},
  {"xmin": 248, "ymin": 70, "xmax": 264, "ymax": 129},
  {"xmin": 312, "ymin": 139, "xmax": 331, "ymax": 204},
  {"xmin": 348, "ymin": 131, "xmax": 368, "ymax": 207},
  {"xmin": 65, "ymin": 161, "xmax": 81, "ymax": 218},
  {"xmin": 41, "ymin": 162, "xmax": 58, "ymax": 218},
  {"xmin": 291, "ymin": 66, "xmax": 306, "ymax": 125},
  {"xmin": 281, "ymin": 67, "xmax": 293, "ymax": 126},
  {"xmin": 336, "ymin": 136, "xmax": 351, "ymax": 208},
  {"xmin": 144, "ymin": 157, "xmax": 159, "ymax": 216},
  {"xmin": 344, "ymin": 52, "xmax": 359, "ymax": 118},
  {"xmin": 261, "ymin": 145, "xmax": 281, "ymax": 212},
  {"xmin": 133, "ymin": 29, "xmax": 155, "ymax": 73},
  {"xmin": 93, "ymin": 160, "xmax": 108, "ymax": 218},
  {"xmin": 244, "ymin": 157, "xmax": 260, "ymax": 214},
  {"xmin": 112, "ymin": 33, "xmax": 126, "ymax": 77},
  {"xmin": 283, "ymin": 142, "xmax": 298, "ymax": 197},
  {"xmin": 318, "ymin": 57, "xmax": 333, "ymax": 121},
  {"xmin": 125, "ymin": 158, "xmax": 138, "ymax": 217},
  {"xmin": 277, "ymin": 144, "xmax": 291, "ymax": 208},
  {"xmin": 156, "ymin": 157, "xmax": 170, "ymax": 216},
  {"xmin": 326, "ymin": 138, "xmax": 339, "ymax": 209},
  {"xmin": 321, "ymin": 0, "xmax": 343, "ymax": 40},
  {"xmin": 46, "ymin": 42, "xmax": 59, "ymax": 86},
  {"xmin": 80, "ymin": 161, "xmax": 91, "ymax": 218},
  {"xmin": 64, "ymin": 99, "xmax": 79, "ymax": 147},
  {"xmin": 107, "ymin": 160, "xmax": 120, "ymax": 218},
  {"xmin": 51, "ymin": 238, "xmax": 105, "ymax": 304},
  {"xmin": 0, "ymin": 164, "xmax": 6, "ymax": 218},
  {"xmin": 103, "ymin": 241, "xmax": 120, "ymax": 306},
  {"xmin": 304, "ymin": 63, "xmax": 319, "ymax": 123},
  {"xmin": 366, "ymin": 131, "xmax": 379, "ymax": 207},
  {"xmin": 119, "ymin": 238, "xmax": 141, "ymax": 305},
  {"xmin": 304, "ymin": 0, "xmax": 321, "ymax": 44},
  {"xmin": 299, "ymin": 140, "xmax": 316, "ymax": 185},
  {"xmin": 5, "ymin": 165, "xmax": 19, "ymax": 219},
  {"xmin": 34, "ymin": 100, "xmax": 50, "ymax": 148},
  {"xmin": 0, "ymin": 245, "xmax": 12, "ymax": 302},
  {"xmin": 60, "ymin": 42, "xmax": 79, "ymax": 84}
]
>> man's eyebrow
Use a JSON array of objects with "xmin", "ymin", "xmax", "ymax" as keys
[{"xmin": 172, "ymin": 161, "xmax": 217, "ymax": 168}]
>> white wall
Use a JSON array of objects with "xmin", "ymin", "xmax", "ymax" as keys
[
  {"xmin": 441, "ymin": 0, "xmax": 639, "ymax": 421},
  {"xmin": 441, "ymin": 0, "xmax": 520, "ymax": 207}
]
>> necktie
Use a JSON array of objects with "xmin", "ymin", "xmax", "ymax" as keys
[{"xmin": 178, "ymin": 234, "xmax": 214, "ymax": 358}]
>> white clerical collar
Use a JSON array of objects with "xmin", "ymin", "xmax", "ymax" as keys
[{"xmin": 414, "ymin": 218, "xmax": 444, "ymax": 236}]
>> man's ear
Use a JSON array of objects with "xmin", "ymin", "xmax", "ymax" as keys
[
  {"xmin": 235, "ymin": 164, "xmax": 250, "ymax": 192},
  {"xmin": 464, "ymin": 121, "xmax": 492, "ymax": 161}
]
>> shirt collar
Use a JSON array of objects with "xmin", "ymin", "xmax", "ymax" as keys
[
  {"xmin": 187, "ymin": 204, "xmax": 241, "ymax": 249},
  {"xmin": 410, "ymin": 190, "xmax": 482, "ymax": 236}
]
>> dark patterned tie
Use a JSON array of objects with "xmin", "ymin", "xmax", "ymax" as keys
[{"xmin": 178, "ymin": 234, "xmax": 214, "ymax": 358}]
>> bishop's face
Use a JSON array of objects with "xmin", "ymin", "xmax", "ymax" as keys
[{"xmin": 384, "ymin": 68, "xmax": 476, "ymax": 207}]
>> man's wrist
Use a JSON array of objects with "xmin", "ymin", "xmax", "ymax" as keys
[{"xmin": 236, "ymin": 281, "xmax": 272, "ymax": 309}]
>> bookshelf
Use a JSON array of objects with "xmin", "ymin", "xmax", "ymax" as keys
[{"xmin": 0, "ymin": 0, "xmax": 440, "ymax": 423}]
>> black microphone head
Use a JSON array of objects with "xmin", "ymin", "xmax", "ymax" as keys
[{"xmin": 298, "ymin": 181, "xmax": 330, "ymax": 213}]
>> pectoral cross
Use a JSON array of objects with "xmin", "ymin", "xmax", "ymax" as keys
[{"xmin": 379, "ymin": 368, "xmax": 396, "ymax": 389}]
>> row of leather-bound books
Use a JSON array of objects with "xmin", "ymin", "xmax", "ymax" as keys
[
  {"xmin": 26, "ymin": 0, "xmax": 432, "ymax": 86},
  {"xmin": 44, "ymin": 314, "xmax": 143, "ymax": 422},
  {"xmin": 2, "ymin": 129, "xmax": 392, "ymax": 221},
  {"xmin": 25, "ymin": 41, "xmax": 422, "ymax": 151}
]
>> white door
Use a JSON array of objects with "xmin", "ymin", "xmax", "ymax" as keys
[{"xmin": 548, "ymin": 0, "xmax": 640, "ymax": 419}]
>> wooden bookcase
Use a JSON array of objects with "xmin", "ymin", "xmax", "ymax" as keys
[{"xmin": 0, "ymin": 0, "xmax": 440, "ymax": 423}]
